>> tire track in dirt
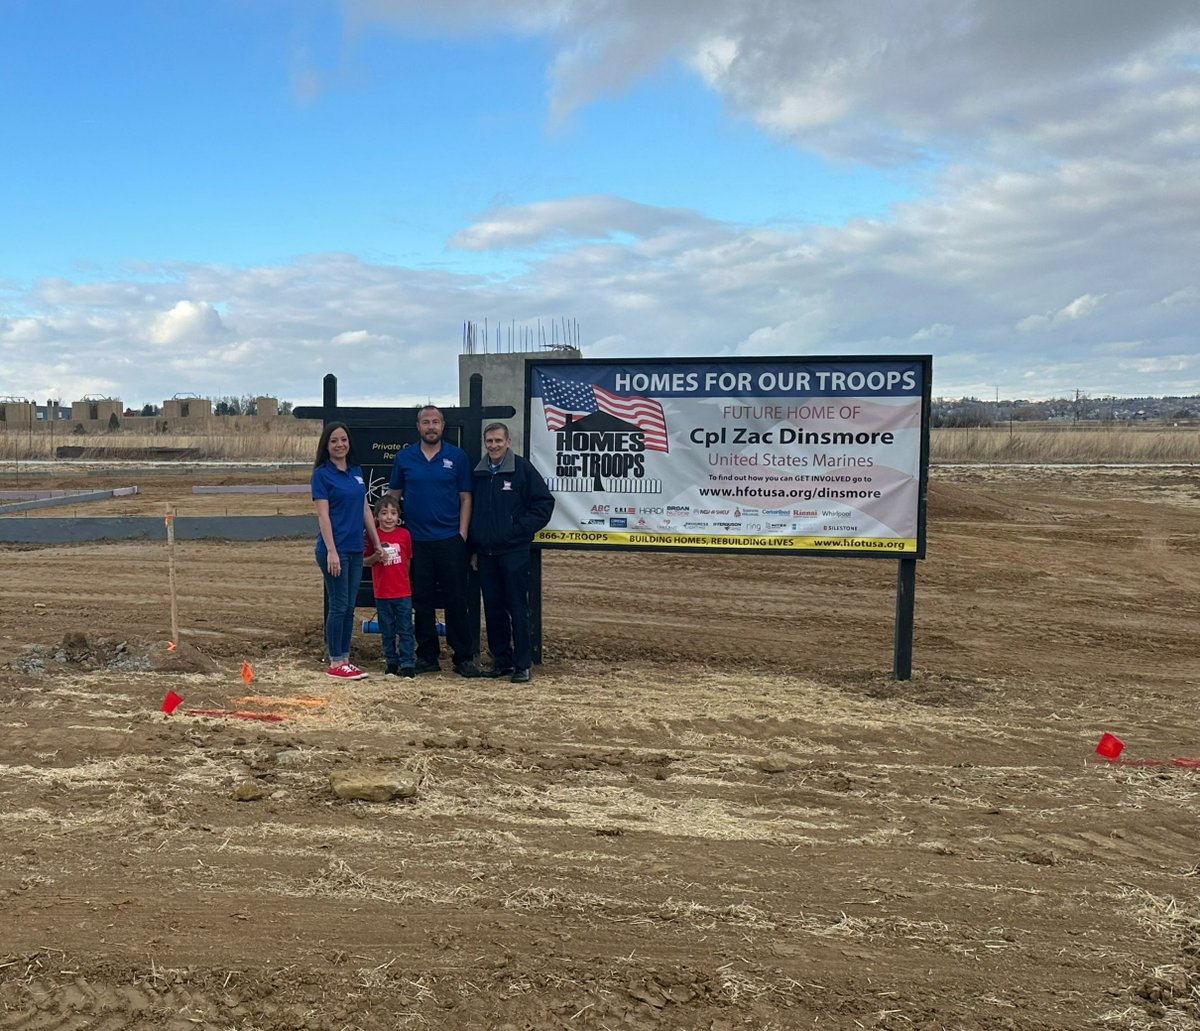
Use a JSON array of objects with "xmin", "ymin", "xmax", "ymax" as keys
[{"xmin": 0, "ymin": 970, "xmax": 229, "ymax": 1031}]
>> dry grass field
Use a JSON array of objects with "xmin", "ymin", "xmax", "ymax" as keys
[
  {"xmin": 932, "ymin": 423, "xmax": 1200, "ymax": 464},
  {"xmin": 0, "ymin": 420, "xmax": 322, "ymax": 463},
  {"xmin": 1, "ymin": 419, "xmax": 1199, "ymax": 464},
  {"xmin": 0, "ymin": 443, "xmax": 1198, "ymax": 1029}
]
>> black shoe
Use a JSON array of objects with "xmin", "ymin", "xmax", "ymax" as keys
[
  {"xmin": 414, "ymin": 659, "xmax": 441, "ymax": 675},
  {"xmin": 453, "ymin": 660, "xmax": 482, "ymax": 679},
  {"xmin": 510, "ymin": 668, "xmax": 531, "ymax": 684},
  {"xmin": 400, "ymin": 666, "xmax": 416, "ymax": 679},
  {"xmin": 486, "ymin": 664, "xmax": 515, "ymax": 679},
  {"xmin": 384, "ymin": 663, "xmax": 400, "ymax": 676}
]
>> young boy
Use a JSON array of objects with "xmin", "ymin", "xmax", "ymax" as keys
[{"xmin": 362, "ymin": 496, "xmax": 415, "ymax": 677}]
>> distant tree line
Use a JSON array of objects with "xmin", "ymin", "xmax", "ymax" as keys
[
  {"xmin": 209, "ymin": 394, "xmax": 293, "ymax": 416},
  {"xmin": 930, "ymin": 399, "xmax": 993, "ymax": 427},
  {"xmin": 932, "ymin": 393, "xmax": 1200, "ymax": 426},
  {"xmin": 116, "ymin": 396, "xmax": 294, "ymax": 417}
]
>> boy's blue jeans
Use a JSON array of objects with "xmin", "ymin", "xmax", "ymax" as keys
[
  {"xmin": 376, "ymin": 596, "xmax": 415, "ymax": 668},
  {"xmin": 317, "ymin": 552, "xmax": 363, "ymax": 662}
]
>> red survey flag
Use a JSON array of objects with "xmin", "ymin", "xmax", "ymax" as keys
[
  {"xmin": 161, "ymin": 690, "xmax": 183, "ymax": 714},
  {"xmin": 1095, "ymin": 732, "xmax": 1125, "ymax": 760},
  {"xmin": 240, "ymin": 661, "xmax": 254, "ymax": 685},
  {"xmin": 166, "ymin": 641, "xmax": 177, "ymax": 652}
]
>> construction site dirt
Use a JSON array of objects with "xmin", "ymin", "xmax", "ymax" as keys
[{"xmin": 1, "ymin": 464, "xmax": 1198, "ymax": 1030}]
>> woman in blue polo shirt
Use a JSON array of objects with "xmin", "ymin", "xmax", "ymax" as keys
[{"xmin": 312, "ymin": 421, "xmax": 381, "ymax": 680}]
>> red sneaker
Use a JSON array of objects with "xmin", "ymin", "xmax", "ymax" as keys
[{"xmin": 326, "ymin": 663, "xmax": 368, "ymax": 680}]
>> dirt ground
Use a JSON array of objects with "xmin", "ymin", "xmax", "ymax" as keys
[{"xmin": 1, "ymin": 464, "xmax": 1198, "ymax": 1030}]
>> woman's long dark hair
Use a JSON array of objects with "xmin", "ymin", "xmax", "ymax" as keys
[{"xmin": 313, "ymin": 421, "xmax": 359, "ymax": 468}]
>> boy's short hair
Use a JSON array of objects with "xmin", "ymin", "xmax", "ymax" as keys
[{"xmin": 374, "ymin": 495, "xmax": 400, "ymax": 517}]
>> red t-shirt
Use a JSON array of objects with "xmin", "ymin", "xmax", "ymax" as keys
[{"xmin": 364, "ymin": 526, "xmax": 413, "ymax": 599}]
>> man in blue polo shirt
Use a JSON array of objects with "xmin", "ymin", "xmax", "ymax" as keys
[{"xmin": 388, "ymin": 405, "xmax": 481, "ymax": 677}]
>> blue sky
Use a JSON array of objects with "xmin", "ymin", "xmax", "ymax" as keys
[
  {"xmin": 1, "ymin": 0, "xmax": 1197, "ymax": 406},
  {"xmin": 2, "ymin": 1, "xmax": 910, "ymax": 277}
]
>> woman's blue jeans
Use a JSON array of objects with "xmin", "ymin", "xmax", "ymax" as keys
[{"xmin": 317, "ymin": 552, "xmax": 363, "ymax": 662}]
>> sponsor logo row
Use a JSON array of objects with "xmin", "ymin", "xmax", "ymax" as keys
[
  {"xmin": 583, "ymin": 518, "xmax": 799, "ymax": 532},
  {"xmin": 588, "ymin": 503, "xmax": 818, "ymax": 518}
]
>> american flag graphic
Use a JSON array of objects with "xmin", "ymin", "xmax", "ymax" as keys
[{"xmin": 540, "ymin": 375, "xmax": 669, "ymax": 452}]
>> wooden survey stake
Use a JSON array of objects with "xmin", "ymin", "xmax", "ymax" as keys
[{"xmin": 165, "ymin": 506, "xmax": 179, "ymax": 645}]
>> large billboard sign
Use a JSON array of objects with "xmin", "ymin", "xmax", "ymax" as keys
[{"xmin": 527, "ymin": 356, "xmax": 930, "ymax": 557}]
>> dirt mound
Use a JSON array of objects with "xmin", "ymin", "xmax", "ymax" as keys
[
  {"xmin": 832, "ymin": 668, "xmax": 998, "ymax": 707},
  {"xmin": 6, "ymin": 631, "xmax": 216, "ymax": 675}
]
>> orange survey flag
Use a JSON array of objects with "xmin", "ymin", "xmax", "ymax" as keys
[{"xmin": 240, "ymin": 661, "xmax": 254, "ymax": 685}]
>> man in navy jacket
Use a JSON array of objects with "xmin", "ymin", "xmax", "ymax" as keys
[{"xmin": 469, "ymin": 422, "xmax": 555, "ymax": 682}]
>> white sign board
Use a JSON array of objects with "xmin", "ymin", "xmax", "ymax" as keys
[{"xmin": 527, "ymin": 356, "xmax": 930, "ymax": 556}]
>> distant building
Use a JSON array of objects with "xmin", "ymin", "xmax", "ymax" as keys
[
  {"xmin": 70, "ymin": 398, "xmax": 123, "ymax": 428},
  {"xmin": 162, "ymin": 395, "xmax": 213, "ymax": 421},
  {"xmin": 0, "ymin": 399, "xmax": 36, "ymax": 426},
  {"xmin": 35, "ymin": 401, "xmax": 67, "ymax": 421}
]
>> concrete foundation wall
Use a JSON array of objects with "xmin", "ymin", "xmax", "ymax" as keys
[
  {"xmin": 458, "ymin": 349, "xmax": 581, "ymax": 457},
  {"xmin": 0, "ymin": 486, "xmax": 138, "ymax": 515}
]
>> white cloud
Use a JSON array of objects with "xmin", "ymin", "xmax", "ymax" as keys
[
  {"xmin": 1159, "ymin": 286, "xmax": 1199, "ymax": 306},
  {"xmin": 912, "ymin": 323, "xmax": 954, "ymax": 342},
  {"xmin": 149, "ymin": 300, "xmax": 228, "ymax": 346},
  {"xmin": 1126, "ymin": 354, "xmax": 1193, "ymax": 374},
  {"xmin": 1, "ymin": 317, "xmax": 50, "ymax": 342},
  {"xmin": 1016, "ymin": 313, "xmax": 1052, "ymax": 333},
  {"xmin": 448, "ymin": 195, "xmax": 711, "ymax": 250},
  {"xmin": 1018, "ymin": 294, "xmax": 1106, "ymax": 333},
  {"xmin": 346, "ymin": 1, "xmax": 1199, "ymax": 161},
  {"xmin": 6, "ymin": 119, "xmax": 1198, "ymax": 406},
  {"xmin": 1060, "ymin": 294, "xmax": 1104, "ymax": 320}
]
